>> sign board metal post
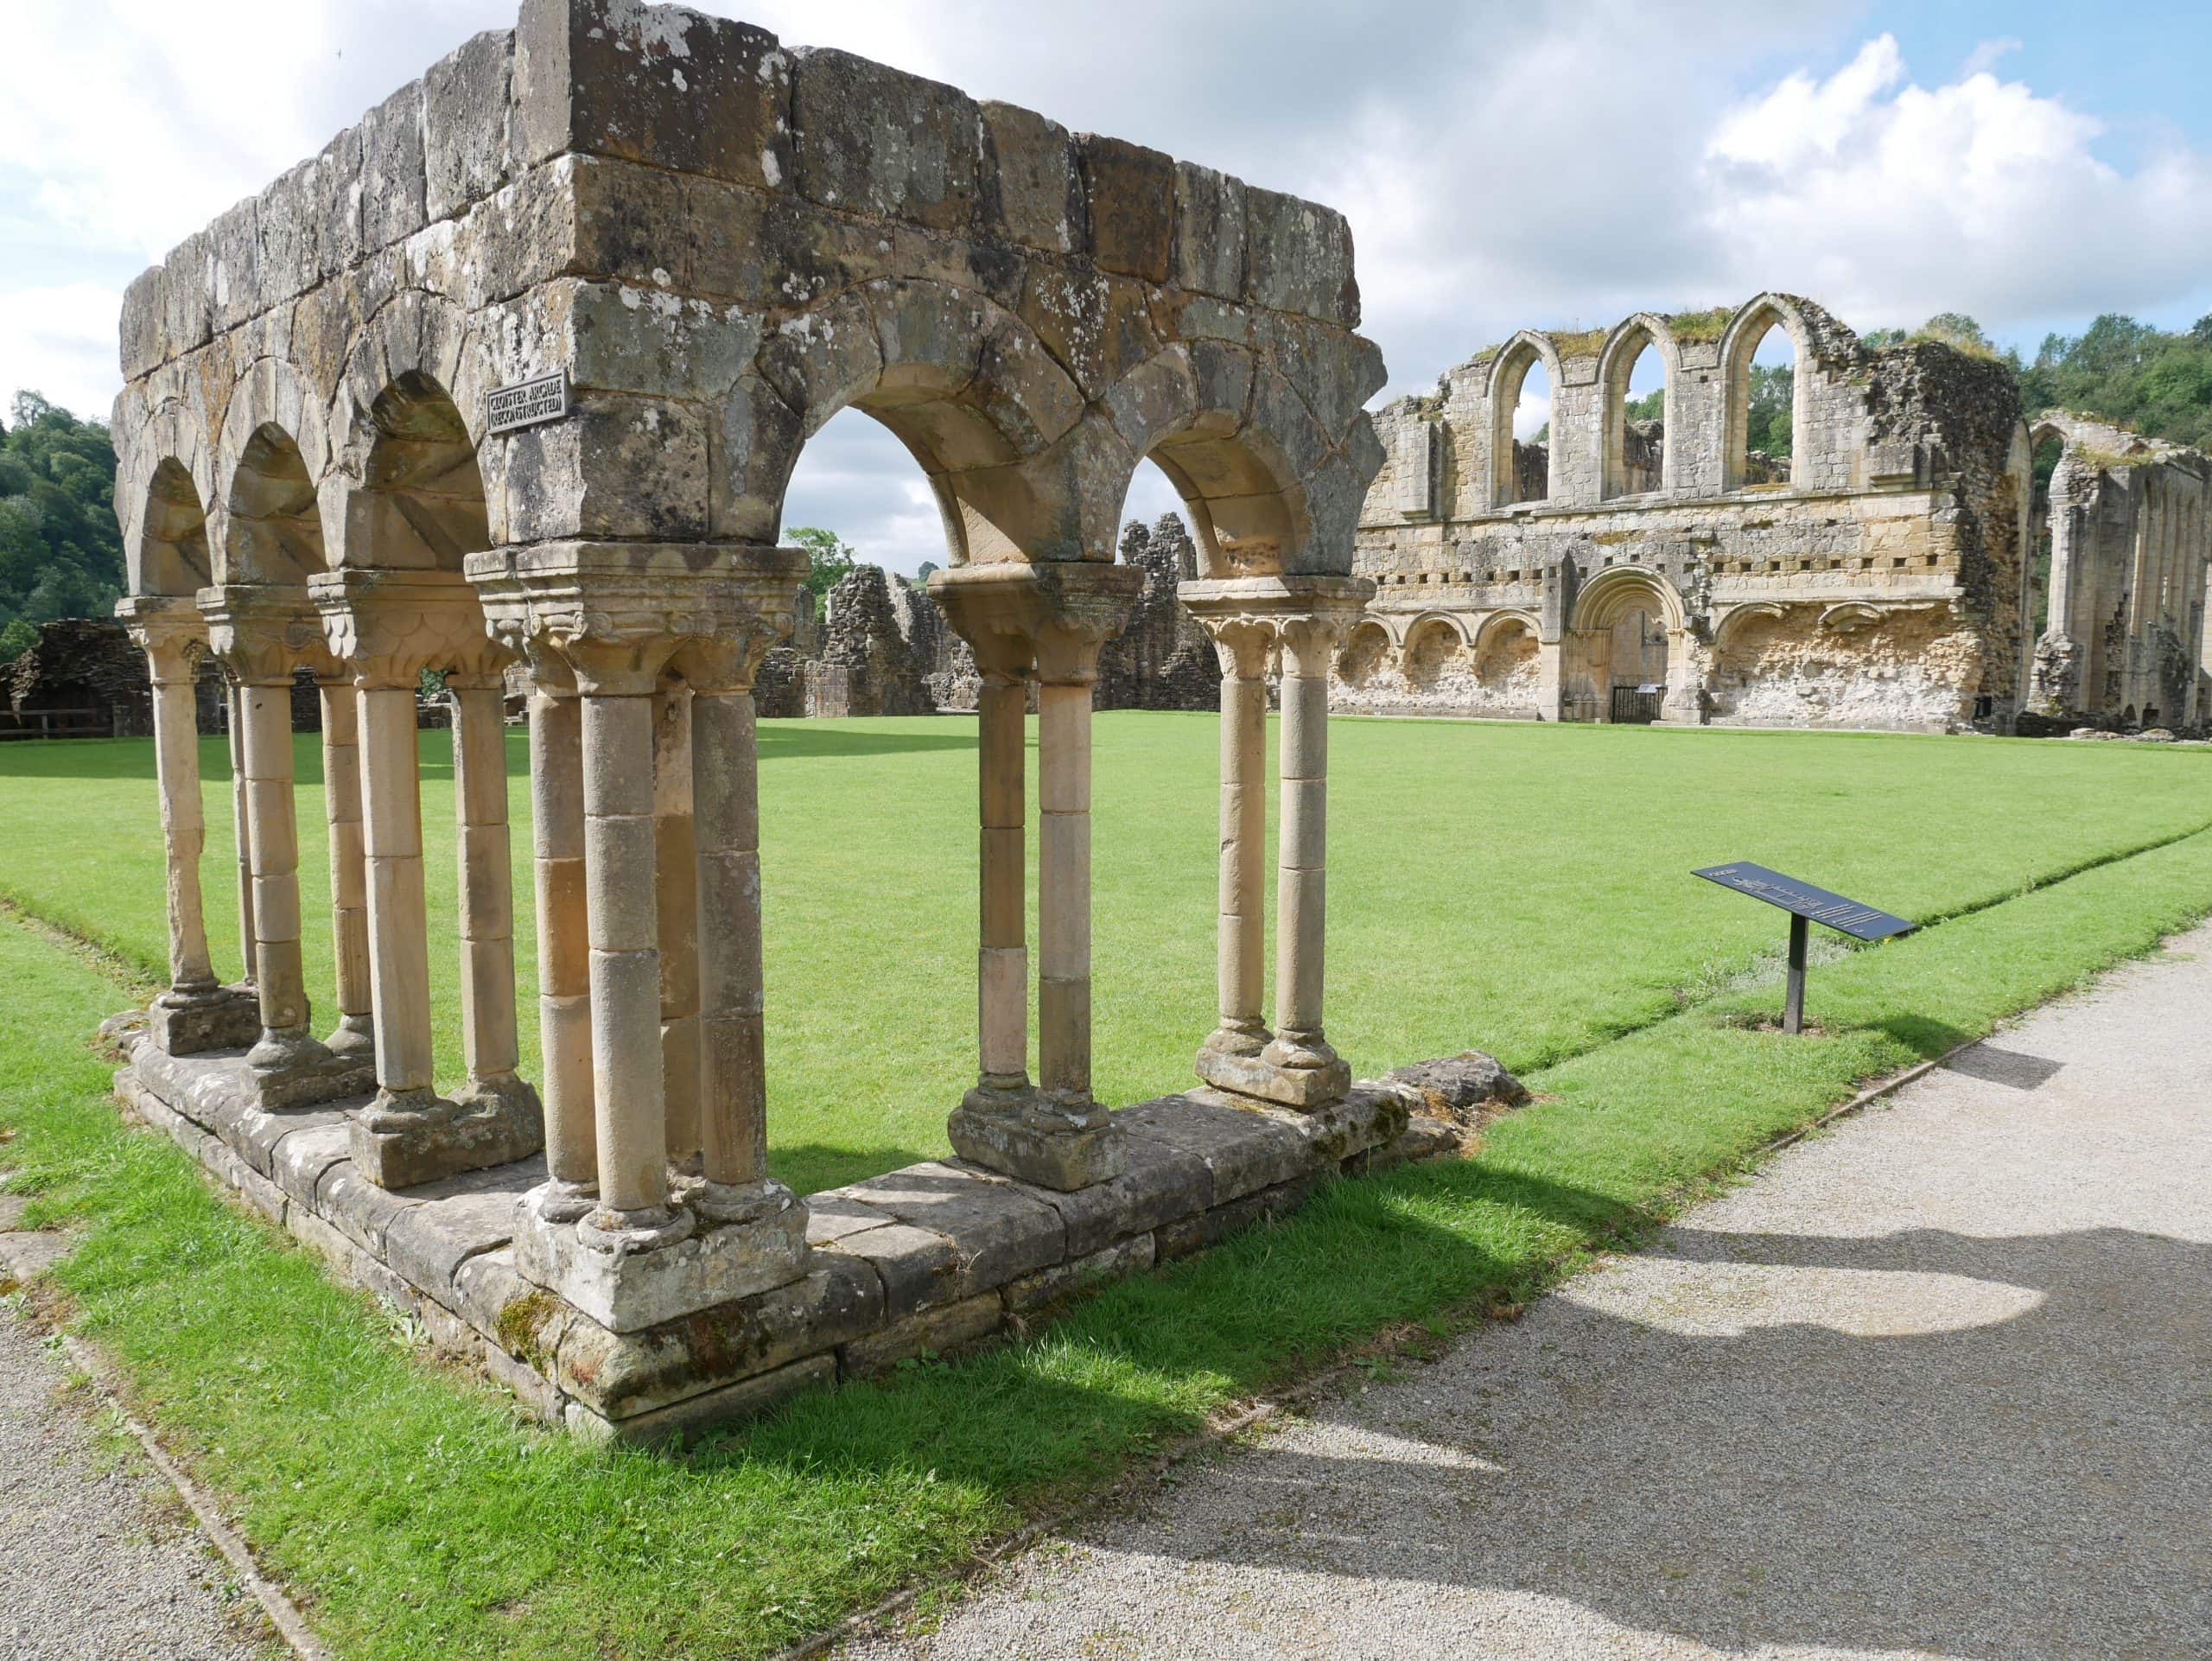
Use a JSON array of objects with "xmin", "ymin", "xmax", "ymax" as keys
[{"xmin": 1693, "ymin": 862, "xmax": 1916, "ymax": 1035}]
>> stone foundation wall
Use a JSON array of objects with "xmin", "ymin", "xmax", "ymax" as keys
[{"xmin": 114, "ymin": 1034, "xmax": 1455, "ymax": 1441}]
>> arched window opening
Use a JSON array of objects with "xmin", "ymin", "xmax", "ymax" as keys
[
  {"xmin": 1605, "ymin": 336, "xmax": 1667, "ymax": 499},
  {"xmin": 1505, "ymin": 356, "xmax": 1552, "ymax": 506},
  {"xmin": 1727, "ymin": 313, "xmax": 1798, "ymax": 491},
  {"xmin": 143, "ymin": 458, "xmax": 213, "ymax": 598},
  {"xmin": 2030, "ymin": 430, "xmax": 2063, "ymax": 638},
  {"xmin": 1402, "ymin": 618, "xmax": 1467, "ymax": 697},
  {"xmin": 1103, "ymin": 456, "xmax": 1211, "ymax": 710}
]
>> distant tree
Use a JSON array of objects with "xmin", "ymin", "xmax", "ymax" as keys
[
  {"xmin": 2017, "ymin": 313, "xmax": 2212, "ymax": 451},
  {"xmin": 0, "ymin": 392, "xmax": 123, "ymax": 638},
  {"xmin": 915, "ymin": 559, "xmax": 940, "ymax": 584},
  {"xmin": 0, "ymin": 616, "xmax": 35, "ymax": 664},
  {"xmin": 1625, "ymin": 388, "xmax": 1664, "ymax": 423},
  {"xmin": 1745, "ymin": 363, "xmax": 1793, "ymax": 457},
  {"xmin": 1916, "ymin": 311, "xmax": 1997, "ymax": 356},
  {"xmin": 787, "ymin": 525, "xmax": 857, "ymax": 599}
]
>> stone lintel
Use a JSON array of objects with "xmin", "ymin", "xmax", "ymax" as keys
[{"xmin": 928, "ymin": 561, "xmax": 1145, "ymax": 683}]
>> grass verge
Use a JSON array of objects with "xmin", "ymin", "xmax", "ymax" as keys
[{"xmin": 3, "ymin": 808, "xmax": 2210, "ymax": 1658}]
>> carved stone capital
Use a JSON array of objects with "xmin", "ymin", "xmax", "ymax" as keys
[
  {"xmin": 196, "ymin": 583, "xmax": 336, "ymax": 684},
  {"xmin": 1177, "ymin": 575, "xmax": 1376, "ymax": 680},
  {"xmin": 308, "ymin": 568, "xmax": 510, "ymax": 690},
  {"xmin": 928, "ymin": 561, "xmax": 1144, "ymax": 685},
  {"xmin": 466, "ymin": 542, "xmax": 809, "ymax": 697},
  {"xmin": 116, "ymin": 595, "xmax": 209, "ymax": 684}
]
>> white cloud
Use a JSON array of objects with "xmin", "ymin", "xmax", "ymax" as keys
[
  {"xmin": 0, "ymin": 283, "xmax": 128, "ymax": 420},
  {"xmin": 1961, "ymin": 36, "xmax": 2024, "ymax": 79}
]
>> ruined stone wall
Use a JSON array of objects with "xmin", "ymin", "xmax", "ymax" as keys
[
  {"xmin": 1347, "ymin": 296, "xmax": 2029, "ymax": 733},
  {"xmin": 2027, "ymin": 412, "xmax": 2212, "ymax": 731},
  {"xmin": 817, "ymin": 565, "xmax": 938, "ymax": 716},
  {"xmin": 3, "ymin": 618, "xmax": 156, "ymax": 735},
  {"xmin": 1095, "ymin": 515, "xmax": 1217, "ymax": 712}
]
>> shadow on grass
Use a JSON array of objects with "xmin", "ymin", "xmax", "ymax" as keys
[
  {"xmin": 778, "ymin": 1142, "xmax": 938, "ymax": 1198},
  {"xmin": 702, "ymin": 1160, "xmax": 1658, "ymax": 1496},
  {"xmin": 760, "ymin": 723, "xmax": 977, "ymax": 760}
]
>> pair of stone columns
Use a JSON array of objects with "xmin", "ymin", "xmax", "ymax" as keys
[
  {"xmin": 1179, "ymin": 576, "xmax": 1372, "ymax": 1110},
  {"xmin": 473, "ymin": 542, "xmax": 810, "ymax": 1334},
  {"xmin": 307, "ymin": 569, "xmax": 540, "ymax": 1187},
  {"xmin": 929, "ymin": 562, "xmax": 1143, "ymax": 1192}
]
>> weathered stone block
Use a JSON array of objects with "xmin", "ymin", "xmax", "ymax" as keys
[
  {"xmin": 1078, "ymin": 134, "xmax": 1173, "ymax": 283},
  {"xmin": 312, "ymin": 127, "xmax": 367, "ymax": 282},
  {"xmin": 801, "ymin": 1193, "xmax": 898, "ymax": 1247},
  {"xmin": 238, "ymin": 1103, "xmax": 347, "ymax": 1181},
  {"xmin": 1384, "ymin": 1050, "xmax": 1529, "ymax": 1117},
  {"xmin": 425, "ymin": 29, "xmax": 518, "ymax": 222},
  {"xmin": 1017, "ymin": 1129, "xmax": 1211, "ymax": 1259},
  {"xmin": 1116, "ymin": 1092, "xmax": 1310, "ymax": 1207},
  {"xmin": 158, "ymin": 232, "xmax": 213, "ymax": 361},
  {"xmin": 119, "ymin": 269, "xmax": 162, "ymax": 379},
  {"xmin": 818, "ymin": 1220, "xmax": 959, "ymax": 1320},
  {"xmin": 207, "ymin": 197, "xmax": 259, "ymax": 334},
  {"xmin": 253, "ymin": 162, "xmax": 320, "ymax": 309},
  {"xmin": 518, "ymin": 1199, "xmax": 810, "ymax": 1335},
  {"xmin": 835, "ymin": 1161, "xmax": 1066, "ymax": 1284},
  {"xmin": 1002, "ymin": 1233, "xmax": 1154, "ymax": 1316},
  {"xmin": 384, "ymin": 1187, "xmax": 524, "ymax": 1298},
  {"xmin": 502, "ymin": 392, "xmax": 711, "ymax": 542},
  {"xmin": 148, "ymin": 987, "xmax": 259, "ymax": 1057},
  {"xmin": 838, "ymin": 1291, "xmax": 1002, "ymax": 1376},
  {"xmin": 315, "ymin": 1159, "xmax": 420, "ymax": 1257},
  {"xmin": 568, "ymin": 1353, "xmax": 833, "ymax": 1443},
  {"xmin": 791, "ymin": 47, "xmax": 980, "ymax": 234},
  {"xmin": 550, "ymin": 1254, "xmax": 880, "ymax": 1420},
  {"xmin": 979, "ymin": 101, "xmax": 1079, "ymax": 254},
  {"xmin": 1173, "ymin": 162, "xmax": 1246, "ymax": 300},
  {"xmin": 348, "ymin": 1083, "xmax": 543, "ymax": 1191},
  {"xmin": 359, "ymin": 80, "xmax": 429, "ymax": 252},
  {"xmin": 569, "ymin": 282, "xmax": 760, "ymax": 402},
  {"xmin": 270, "ymin": 1121, "xmax": 353, "ymax": 1208},
  {"xmin": 1154, "ymin": 1174, "xmax": 1319, "ymax": 1262},
  {"xmin": 1245, "ymin": 186, "xmax": 1357, "ymax": 327},
  {"xmin": 1194, "ymin": 1041, "xmax": 1351, "ymax": 1109},
  {"xmin": 517, "ymin": 0, "xmax": 790, "ymax": 193}
]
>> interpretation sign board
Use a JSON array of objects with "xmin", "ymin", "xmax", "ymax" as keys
[
  {"xmin": 1693, "ymin": 862, "xmax": 1916, "ymax": 942},
  {"xmin": 486, "ymin": 370, "xmax": 569, "ymax": 436},
  {"xmin": 1694, "ymin": 862, "xmax": 1916, "ymax": 1034}
]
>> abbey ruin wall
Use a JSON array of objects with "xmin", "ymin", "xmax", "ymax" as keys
[{"xmin": 1344, "ymin": 296, "xmax": 2043, "ymax": 732}]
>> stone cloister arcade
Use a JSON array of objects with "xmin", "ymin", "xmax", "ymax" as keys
[{"xmin": 107, "ymin": 0, "xmax": 1415, "ymax": 1432}]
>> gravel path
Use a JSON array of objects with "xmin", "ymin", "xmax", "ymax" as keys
[
  {"xmin": 849, "ymin": 922, "xmax": 2212, "ymax": 1661},
  {"xmin": 0, "ymin": 1216, "xmax": 277, "ymax": 1660}
]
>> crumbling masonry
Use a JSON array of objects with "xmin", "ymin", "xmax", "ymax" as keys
[
  {"xmin": 104, "ymin": 0, "xmax": 1425, "ymax": 1437},
  {"xmin": 1343, "ymin": 295, "xmax": 2212, "ymax": 732}
]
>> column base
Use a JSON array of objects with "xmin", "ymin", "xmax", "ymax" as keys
[
  {"xmin": 148, "ymin": 984, "xmax": 261, "ymax": 1057},
  {"xmin": 350, "ymin": 1077, "xmax": 545, "ymax": 1191},
  {"xmin": 324, "ymin": 1011, "xmax": 376, "ymax": 1061},
  {"xmin": 1195, "ymin": 1032, "xmax": 1351, "ymax": 1111},
  {"xmin": 240, "ymin": 1032, "xmax": 376, "ymax": 1111},
  {"xmin": 948, "ymin": 1084, "xmax": 1126, "ymax": 1192},
  {"xmin": 514, "ymin": 1183, "xmax": 810, "ymax": 1334}
]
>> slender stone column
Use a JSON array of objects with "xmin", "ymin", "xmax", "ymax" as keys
[
  {"xmin": 236, "ymin": 667, "xmax": 329, "ymax": 1077},
  {"xmin": 932, "ymin": 561, "xmax": 1139, "ymax": 1191},
  {"xmin": 118, "ymin": 596, "xmax": 259, "ymax": 1055},
  {"xmin": 1179, "ymin": 576, "xmax": 1370, "ymax": 1110},
  {"xmin": 976, "ymin": 671, "xmax": 1029, "ymax": 1093},
  {"xmin": 226, "ymin": 678, "xmax": 257, "ymax": 983},
  {"xmin": 1035, "ymin": 674, "xmax": 1095, "ymax": 1106},
  {"xmin": 1194, "ymin": 619, "xmax": 1273, "ymax": 1072},
  {"xmin": 311, "ymin": 568, "xmax": 537, "ymax": 1185},
  {"xmin": 569, "ymin": 666, "xmax": 700, "ymax": 1252},
  {"xmin": 681, "ymin": 627, "xmax": 804, "ymax": 1257},
  {"xmin": 529, "ymin": 678, "xmax": 597, "ymax": 1219},
  {"xmin": 317, "ymin": 671, "xmax": 375, "ymax": 1060},
  {"xmin": 449, "ymin": 668, "xmax": 531, "ymax": 1117},
  {"xmin": 356, "ymin": 670, "xmax": 440, "ymax": 1123},
  {"xmin": 1264, "ymin": 615, "xmax": 1345, "ymax": 1086},
  {"xmin": 653, "ymin": 682, "xmax": 702, "ymax": 1169}
]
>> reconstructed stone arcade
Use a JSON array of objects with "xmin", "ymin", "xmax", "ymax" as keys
[
  {"xmin": 103, "ymin": 0, "xmax": 1437, "ymax": 1436},
  {"xmin": 1347, "ymin": 296, "xmax": 2049, "ymax": 732}
]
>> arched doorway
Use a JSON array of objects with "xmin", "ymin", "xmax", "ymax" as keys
[{"xmin": 1565, "ymin": 568, "xmax": 1685, "ymax": 723}]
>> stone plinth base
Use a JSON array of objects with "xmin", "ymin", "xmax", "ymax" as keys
[
  {"xmin": 149, "ymin": 985, "xmax": 261, "ymax": 1056},
  {"xmin": 111, "ymin": 1034, "xmax": 1466, "ymax": 1442},
  {"xmin": 243, "ymin": 1047, "xmax": 376, "ymax": 1111},
  {"xmin": 948, "ymin": 1086, "xmax": 1126, "ymax": 1191},
  {"xmin": 349, "ymin": 1079, "xmax": 544, "ymax": 1190},
  {"xmin": 514, "ymin": 1183, "xmax": 809, "ymax": 1334},
  {"xmin": 1195, "ymin": 1037, "xmax": 1351, "ymax": 1109}
]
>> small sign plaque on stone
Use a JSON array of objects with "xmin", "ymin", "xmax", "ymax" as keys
[
  {"xmin": 1694, "ymin": 861, "xmax": 1916, "ymax": 1034},
  {"xmin": 486, "ymin": 370, "xmax": 569, "ymax": 436}
]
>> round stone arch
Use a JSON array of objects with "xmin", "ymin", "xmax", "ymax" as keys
[
  {"xmin": 1566, "ymin": 564, "xmax": 1689, "ymax": 722},
  {"xmin": 1718, "ymin": 294, "xmax": 1812, "ymax": 492},
  {"xmin": 1713, "ymin": 600, "xmax": 1789, "ymax": 660},
  {"xmin": 1471, "ymin": 608, "xmax": 1541, "ymax": 701},
  {"xmin": 740, "ymin": 278, "xmax": 1090, "ymax": 568},
  {"xmin": 1400, "ymin": 610, "xmax": 1472, "ymax": 695},
  {"xmin": 1486, "ymin": 330, "xmax": 1562, "ymax": 507},
  {"xmin": 326, "ymin": 289, "xmax": 500, "ymax": 563},
  {"xmin": 1597, "ymin": 314, "xmax": 1679, "ymax": 500},
  {"xmin": 118, "ymin": 396, "xmax": 217, "ymax": 598},
  {"xmin": 1335, "ymin": 616, "xmax": 1393, "ymax": 689},
  {"xmin": 213, "ymin": 357, "xmax": 334, "ymax": 587}
]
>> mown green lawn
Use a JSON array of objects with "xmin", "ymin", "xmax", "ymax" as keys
[
  {"xmin": 3, "ymin": 715, "xmax": 2209, "ymax": 1192},
  {"xmin": 3, "ymin": 716, "xmax": 2210, "ymax": 1661}
]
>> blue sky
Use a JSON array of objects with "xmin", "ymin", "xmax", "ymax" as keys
[{"xmin": 4, "ymin": 0, "xmax": 2209, "ymax": 570}]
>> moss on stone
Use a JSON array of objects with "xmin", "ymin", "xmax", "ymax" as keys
[
  {"xmin": 495, "ymin": 1290, "xmax": 563, "ymax": 1370},
  {"xmin": 1548, "ymin": 328, "xmax": 1606, "ymax": 360},
  {"xmin": 1669, "ymin": 308, "xmax": 1732, "ymax": 344}
]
